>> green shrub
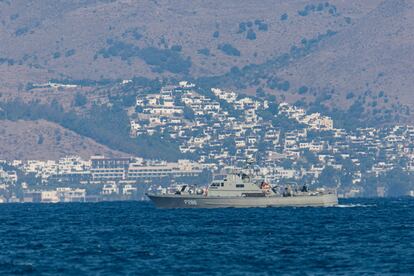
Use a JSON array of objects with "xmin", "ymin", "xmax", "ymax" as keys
[
  {"xmin": 15, "ymin": 26, "xmax": 29, "ymax": 36},
  {"xmin": 171, "ymin": 45, "xmax": 182, "ymax": 52},
  {"xmin": 279, "ymin": 81, "xmax": 290, "ymax": 91},
  {"xmin": 298, "ymin": 86, "xmax": 308, "ymax": 94},
  {"xmin": 65, "ymin": 49, "xmax": 76, "ymax": 57},
  {"xmin": 197, "ymin": 48, "xmax": 210, "ymax": 56},
  {"xmin": 98, "ymin": 40, "xmax": 191, "ymax": 74},
  {"xmin": 246, "ymin": 29, "xmax": 256, "ymax": 40},
  {"xmin": 218, "ymin": 43, "xmax": 241, "ymax": 56},
  {"xmin": 346, "ymin": 92, "xmax": 355, "ymax": 99},
  {"xmin": 254, "ymin": 20, "xmax": 268, "ymax": 31},
  {"xmin": 238, "ymin": 22, "xmax": 247, "ymax": 33},
  {"xmin": 73, "ymin": 93, "xmax": 87, "ymax": 107}
]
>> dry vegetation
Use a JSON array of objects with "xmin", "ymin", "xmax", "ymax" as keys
[{"xmin": 0, "ymin": 120, "xmax": 128, "ymax": 160}]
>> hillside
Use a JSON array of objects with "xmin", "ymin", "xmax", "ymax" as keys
[
  {"xmin": 0, "ymin": 0, "xmax": 413, "ymax": 158},
  {"xmin": 277, "ymin": 0, "xmax": 414, "ymax": 121},
  {"xmin": 0, "ymin": 0, "xmax": 371, "ymax": 80},
  {"xmin": 0, "ymin": 120, "xmax": 128, "ymax": 160},
  {"xmin": 1, "ymin": 2, "xmax": 409, "ymax": 108}
]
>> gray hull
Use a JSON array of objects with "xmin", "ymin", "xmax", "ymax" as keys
[{"xmin": 146, "ymin": 193, "xmax": 338, "ymax": 208}]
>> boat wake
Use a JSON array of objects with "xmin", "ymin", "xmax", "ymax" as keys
[{"xmin": 335, "ymin": 204, "xmax": 376, "ymax": 208}]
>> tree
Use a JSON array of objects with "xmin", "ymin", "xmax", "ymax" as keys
[
  {"xmin": 272, "ymin": 114, "xmax": 304, "ymax": 132},
  {"xmin": 257, "ymin": 110, "xmax": 273, "ymax": 121},
  {"xmin": 267, "ymin": 102, "xmax": 279, "ymax": 115},
  {"xmin": 361, "ymin": 174, "xmax": 378, "ymax": 197},
  {"xmin": 218, "ymin": 43, "xmax": 241, "ymax": 56},
  {"xmin": 183, "ymin": 106, "xmax": 195, "ymax": 121},
  {"xmin": 37, "ymin": 135, "xmax": 44, "ymax": 145},
  {"xmin": 318, "ymin": 166, "xmax": 338, "ymax": 187},
  {"xmin": 280, "ymin": 159, "xmax": 293, "ymax": 169},
  {"xmin": 121, "ymin": 93, "xmax": 136, "ymax": 107},
  {"xmin": 223, "ymin": 137, "xmax": 236, "ymax": 155},
  {"xmin": 256, "ymin": 87, "xmax": 265, "ymax": 98},
  {"xmin": 298, "ymin": 86, "xmax": 308, "ymax": 94},
  {"xmin": 278, "ymin": 81, "xmax": 290, "ymax": 91},
  {"xmin": 246, "ymin": 29, "xmax": 256, "ymax": 40},
  {"xmin": 385, "ymin": 167, "xmax": 412, "ymax": 197},
  {"xmin": 303, "ymin": 150, "xmax": 318, "ymax": 164},
  {"xmin": 340, "ymin": 173, "xmax": 353, "ymax": 188},
  {"xmin": 73, "ymin": 93, "xmax": 87, "ymax": 107}
]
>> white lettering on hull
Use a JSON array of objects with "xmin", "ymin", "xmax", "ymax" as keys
[{"xmin": 184, "ymin": 199, "xmax": 198, "ymax": 206}]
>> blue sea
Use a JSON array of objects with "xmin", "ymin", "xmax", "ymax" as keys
[{"xmin": 0, "ymin": 198, "xmax": 413, "ymax": 275}]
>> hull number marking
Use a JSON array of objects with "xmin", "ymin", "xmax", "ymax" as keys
[{"xmin": 184, "ymin": 200, "xmax": 198, "ymax": 206}]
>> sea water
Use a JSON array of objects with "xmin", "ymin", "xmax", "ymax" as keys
[{"xmin": 0, "ymin": 198, "xmax": 413, "ymax": 274}]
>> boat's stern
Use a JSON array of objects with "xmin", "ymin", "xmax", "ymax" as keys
[{"xmin": 322, "ymin": 193, "xmax": 339, "ymax": 207}]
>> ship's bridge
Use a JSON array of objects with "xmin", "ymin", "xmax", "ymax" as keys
[{"xmin": 208, "ymin": 172, "xmax": 264, "ymax": 197}]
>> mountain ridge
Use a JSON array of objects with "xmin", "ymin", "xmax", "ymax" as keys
[{"xmin": 0, "ymin": 0, "xmax": 413, "ymax": 159}]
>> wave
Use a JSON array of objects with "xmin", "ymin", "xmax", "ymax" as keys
[{"xmin": 335, "ymin": 204, "xmax": 377, "ymax": 208}]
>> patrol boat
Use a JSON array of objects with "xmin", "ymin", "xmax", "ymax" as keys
[{"xmin": 146, "ymin": 166, "xmax": 338, "ymax": 208}]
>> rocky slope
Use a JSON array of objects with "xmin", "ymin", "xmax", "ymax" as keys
[
  {"xmin": 0, "ymin": 0, "xmax": 413, "ymax": 158},
  {"xmin": 0, "ymin": 120, "xmax": 128, "ymax": 160}
]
